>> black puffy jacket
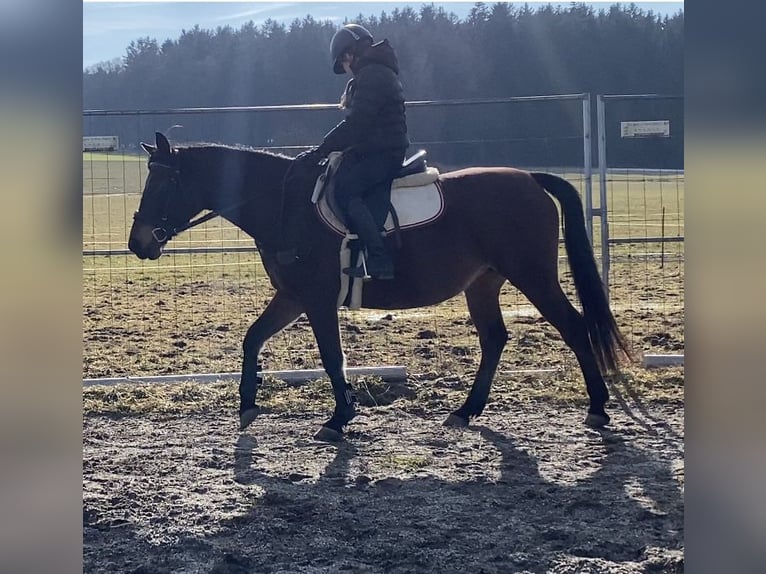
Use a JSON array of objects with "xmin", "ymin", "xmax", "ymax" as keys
[{"xmin": 318, "ymin": 40, "xmax": 409, "ymax": 155}]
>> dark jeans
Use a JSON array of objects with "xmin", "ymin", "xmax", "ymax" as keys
[{"xmin": 333, "ymin": 149, "xmax": 405, "ymax": 224}]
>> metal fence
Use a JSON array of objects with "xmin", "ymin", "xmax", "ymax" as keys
[
  {"xmin": 595, "ymin": 94, "xmax": 684, "ymax": 359},
  {"xmin": 82, "ymin": 94, "xmax": 683, "ymax": 380},
  {"xmin": 83, "ymin": 94, "xmax": 594, "ymax": 256}
]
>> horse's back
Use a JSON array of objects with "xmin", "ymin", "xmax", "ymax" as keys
[
  {"xmin": 438, "ymin": 166, "xmax": 551, "ymax": 200},
  {"xmin": 432, "ymin": 165, "xmax": 561, "ymax": 263},
  {"xmin": 439, "ymin": 166, "xmax": 529, "ymax": 180},
  {"xmin": 437, "ymin": 166, "xmax": 558, "ymax": 216}
]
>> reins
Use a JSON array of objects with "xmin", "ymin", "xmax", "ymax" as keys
[
  {"xmin": 136, "ymin": 159, "xmax": 256, "ymax": 243},
  {"xmin": 173, "ymin": 199, "xmax": 251, "ymax": 236}
]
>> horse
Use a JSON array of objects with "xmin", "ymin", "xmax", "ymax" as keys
[{"xmin": 129, "ymin": 132, "xmax": 630, "ymax": 441}]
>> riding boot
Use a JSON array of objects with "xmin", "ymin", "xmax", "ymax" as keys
[{"xmin": 343, "ymin": 198, "xmax": 394, "ymax": 280}]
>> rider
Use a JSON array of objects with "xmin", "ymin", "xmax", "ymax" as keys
[{"xmin": 295, "ymin": 23, "xmax": 409, "ymax": 280}]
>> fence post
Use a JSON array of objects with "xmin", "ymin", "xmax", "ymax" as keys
[
  {"xmin": 596, "ymin": 94, "xmax": 611, "ymax": 299},
  {"xmin": 582, "ymin": 94, "xmax": 593, "ymax": 244}
]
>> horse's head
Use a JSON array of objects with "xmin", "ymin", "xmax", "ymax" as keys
[{"xmin": 129, "ymin": 132, "xmax": 202, "ymax": 260}]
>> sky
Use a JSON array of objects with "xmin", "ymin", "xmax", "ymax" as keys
[{"xmin": 83, "ymin": 1, "xmax": 684, "ymax": 70}]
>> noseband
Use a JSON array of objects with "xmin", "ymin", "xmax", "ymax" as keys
[
  {"xmin": 133, "ymin": 160, "xmax": 251, "ymax": 244},
  {"xmin": 132, "ymin": 161, "xmax": 184, "ymax": 243}
]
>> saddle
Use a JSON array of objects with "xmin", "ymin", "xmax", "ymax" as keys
[
  {"xmin": 311, "ymin": 150, "xmax": 443, "ymax": 309},
  {"xmin": 312, "ymin": 150, "xmax": 443, "ymax": 236}
]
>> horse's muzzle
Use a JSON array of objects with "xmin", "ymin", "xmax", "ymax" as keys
[{"xmin": 128, "ymin": 223, "xmax": 163, "ymax": 260}]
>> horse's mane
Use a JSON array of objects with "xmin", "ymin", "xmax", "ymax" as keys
[{"xmin": 174, "ymin": 142, "xmax": 294, "ymax": 161}]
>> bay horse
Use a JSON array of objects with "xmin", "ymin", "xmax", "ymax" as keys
[{"xmin": 129, "ymin": 132, "xmax": 630, "ymax": 441}]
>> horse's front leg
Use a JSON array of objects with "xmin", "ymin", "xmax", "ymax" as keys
[
  {"xmin": 239, "ymin": 291, "xmax": 303, "ymax": 431},
  {"xmin": 304, "ymin": 303, "xmax": 356, "ymax": 442}
]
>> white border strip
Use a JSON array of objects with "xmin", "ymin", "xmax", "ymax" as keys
[
  {"xmin": 83, "ymin": 366, "xmax": 408, "ymax": 387},
  {"xmin": 642, "ymin": 354, "xmax": 684, "ymax": 368}
]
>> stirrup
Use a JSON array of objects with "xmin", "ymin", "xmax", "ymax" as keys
[{"xmin": 343, "ymin": 264, "xmax": 394, "ymax": 281}]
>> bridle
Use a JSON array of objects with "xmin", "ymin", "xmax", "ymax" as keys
[{"xmin": 133, "ymin": 159, "xmax": 251, "ymax": 244}]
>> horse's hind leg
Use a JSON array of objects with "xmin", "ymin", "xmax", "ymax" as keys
[
  {"xmin": 513, "ymin": 275, "xmax": 611, "ymax": 427},
  {"xmin": 239, "ymin": 291, "xmax": 303, "ymax": 431},
  {"xmin": 445, "ymin": 271, "xmax": 507, "ymax": 428}
]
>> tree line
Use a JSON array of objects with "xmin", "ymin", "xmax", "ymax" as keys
[{"xmin": 83, "ymin": 2, "xmax": 684, "ymax": 168}]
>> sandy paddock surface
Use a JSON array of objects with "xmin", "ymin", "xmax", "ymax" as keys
[
  {"xmin": 83, "ymin": 369, "xmax": 683, "ymax": 574},
  {"xmin": 84, "ymin": 245, "xmax": 684, "ymax": 573}
]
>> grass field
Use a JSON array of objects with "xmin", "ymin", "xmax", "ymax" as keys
[
  {"xmin": 82, "ymin": 154, "xmax": 684, "ymax": 250},
  {"xmin": 83, "ymin": 156, "xmax": 684, "ymax": 380}
]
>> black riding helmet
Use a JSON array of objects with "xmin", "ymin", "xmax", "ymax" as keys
[{"xmin": 330, "ymin": 24, "xmax": 373, "ymax": 74}]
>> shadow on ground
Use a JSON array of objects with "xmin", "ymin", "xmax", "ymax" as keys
[{"xmin": 83, "ymin": 401, "xmax": 683, "ymax": 574}]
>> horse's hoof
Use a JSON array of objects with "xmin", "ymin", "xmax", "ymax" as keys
[
  {"xmin": 443, "ymin": 413, "xmax": 469, "ymax": 428},
  {"xmin": 584, "ymin": 413, "xmax": 610, "ymax": 428},
  {"xmin": 314, "ymin": 426, "xmax": 344, "ymax": 443},
  {"xmin": 239, "ymin": 408, "xmax": 259, "ymax": 431}
]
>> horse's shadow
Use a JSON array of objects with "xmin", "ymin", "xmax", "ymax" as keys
[
  {"xmin": 222, "ymin": 419, "xmax": 683, "ymax": 573},
  {"xmin": 475, "ymin": 425, "xmax": 683, "ymax": 561},
  {"xmin": 234, "ymin": 433, "xmax": 359, "ymax": 488},
  {"xmin": 86, "ymin": 413, "xmax": 683, "ymax": 573}
]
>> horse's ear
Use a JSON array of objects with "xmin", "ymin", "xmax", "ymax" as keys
[
  {"xmin": 155, "ymin": 132, "xmax": 171, "ymax": 155},
  {"xmin": 140, "ymin": 142, "xmax": 156, "ymax": 155}
]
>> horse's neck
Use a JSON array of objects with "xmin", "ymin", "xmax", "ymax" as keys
[{"xmin": 183, "ymin": 147, "xmax": 289, "ymax": 246}]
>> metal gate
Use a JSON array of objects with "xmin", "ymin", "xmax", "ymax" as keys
[{"xmin": 595, "ymin": 94, "xmax": 684, "ymax": 362}]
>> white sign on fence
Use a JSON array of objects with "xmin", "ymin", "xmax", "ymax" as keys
[
  {"xmin": 620, "ymin": 120, "xmax": 670, "ymax": 138},
  {"xmin": 83, "ymin": 135, "xmax": 119, "ymax": 152}
]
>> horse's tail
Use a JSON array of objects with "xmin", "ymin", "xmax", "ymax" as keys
[{"xmin": 530, "ymin": 172, "xmax": 631, "ymax": 373}]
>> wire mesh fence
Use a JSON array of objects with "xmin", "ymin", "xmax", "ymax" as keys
[
  {"xmin": 82, "ymin": 94, "xmax": 683, "ymax": 381},
  {"xmin": 595, "ymin": 95, "xmax": 684, "ymax": 359}
]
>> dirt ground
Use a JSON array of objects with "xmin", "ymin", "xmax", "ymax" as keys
[
  {"xmin": 83, "ymin": 255, "xmax": 684, "ymax": 380},
  {"xmin": 83, "ymin": 371, "xmax": 684, "ymax": 574},
  {"xmin": 83, "ymin": 249, "xmax": 684, "ymax": 573}
]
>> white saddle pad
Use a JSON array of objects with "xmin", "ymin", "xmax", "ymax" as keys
[{"xmin": 315, "ymin": 167, "xmax": 444, "ymax": 236}]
